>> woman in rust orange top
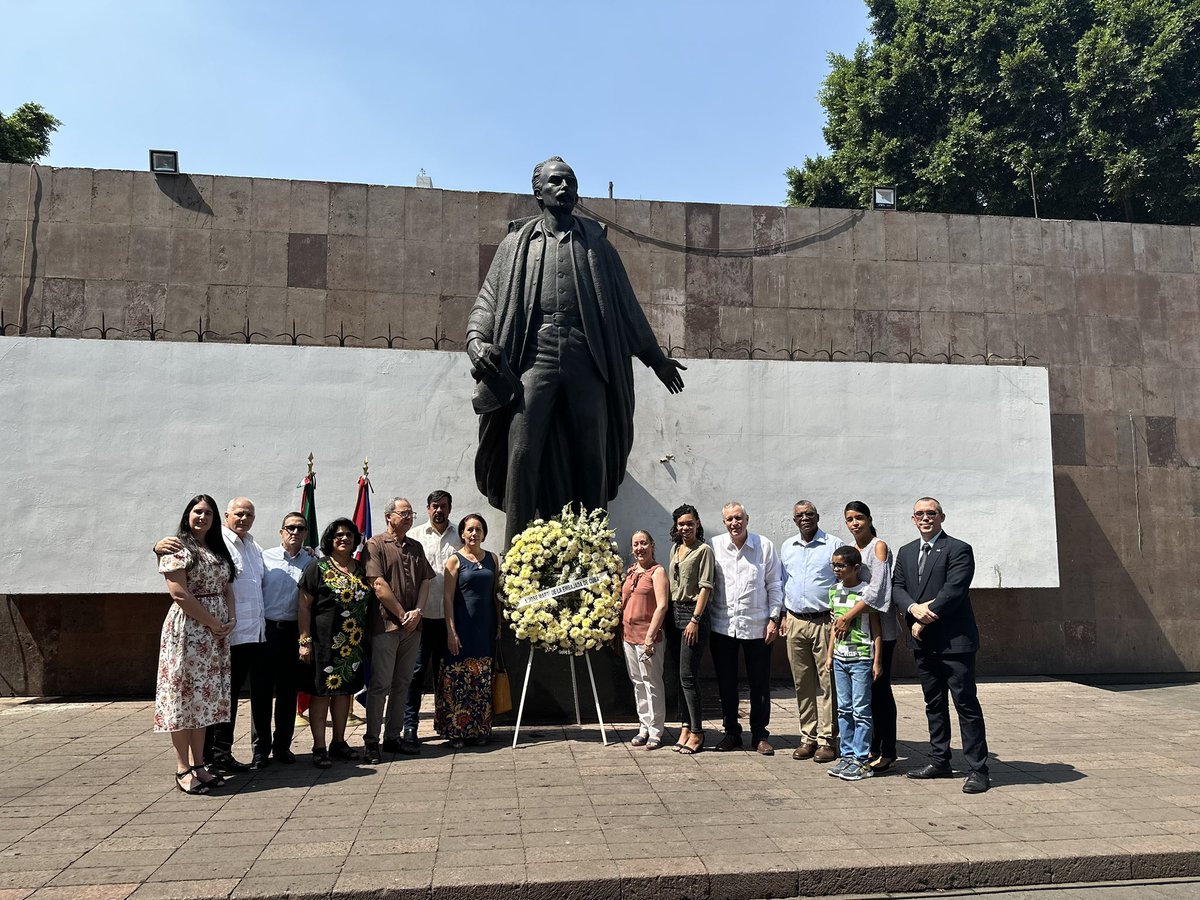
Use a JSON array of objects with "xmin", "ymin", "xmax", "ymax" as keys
[{"xmin": 620, "ymin": 530, "xmax": 670, "ymax": 750}]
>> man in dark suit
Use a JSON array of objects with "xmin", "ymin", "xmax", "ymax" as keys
[{"xmin": 892, "ymin": 497, "xmax": 990, "ymax": 794}]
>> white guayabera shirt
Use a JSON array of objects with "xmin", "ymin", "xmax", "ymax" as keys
[
  {"xmin": 709, "ymin": 532, "xmax": 783, "ymax": 640},
  {"xmin": 222, "ymin": 525, "xmax": 265, "ymax": 645}
]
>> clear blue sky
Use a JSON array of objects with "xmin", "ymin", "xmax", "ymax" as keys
[{"xmin": 4, "ymin": 2, "xmax": 870, "ymax": 206}]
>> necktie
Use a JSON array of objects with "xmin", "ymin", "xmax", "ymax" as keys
[{"xmin": 918, "ymin": 543, "xmax": 931, "ymax": 579}]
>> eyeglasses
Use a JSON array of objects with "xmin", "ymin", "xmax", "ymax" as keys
[
  {"xmin": 794, "ymin": 512, "xmax": 818, "ymax": 520},
  {"xmin": 283, "ymin": 525, "xmax": 307, "ymax": 533},
  {"xmin": 391, "ymin": 511, "xmax": 414, "ymax": 519},
  {"xmin": 831, "ymin": 562, "xmax": 851, "ymax": 570},
  {"xmin": 913, "ymin": 510, "xmax": 941, "ymax": 519},
  {"xmin": 332, "ymin": 532, "xmax": 356, "ymax": 541}
]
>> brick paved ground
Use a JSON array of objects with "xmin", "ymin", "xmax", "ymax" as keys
[{"xmin": 1, "ymin": 678, "xmax": 1198, "ymax": 900}]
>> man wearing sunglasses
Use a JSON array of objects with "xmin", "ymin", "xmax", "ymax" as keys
[
  {"xmin": 892, "ymin": 497, "xmax": 990, "ymax": 794},
  {"xmin": 258, "ymin": 512, "xmax": 317, "ymax": 766}
]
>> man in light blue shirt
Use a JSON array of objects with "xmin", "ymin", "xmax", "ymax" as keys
[
  {"xmin": 257, "ymin": 511, "xmax": 316, "ymax": 766},
  {"xmin": 778, "ymin": 500, "xmax": 845, "ymax": 763}
]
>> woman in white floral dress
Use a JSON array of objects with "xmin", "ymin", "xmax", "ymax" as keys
[{"xmin": 155, "ymin": 494, "xmax": 237, "ymax": 794}]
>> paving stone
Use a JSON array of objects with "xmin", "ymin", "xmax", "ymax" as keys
[
  {"xmin": 332, "ymin": 869, "xmax": 431, "ymax": 900},
  {"xmin": 229, "ymin": 873, "xmax": 337, "ymax": 899},
  {"xmin": 27, "ymin": 886, "xmax": 136, "ymax": 899},
  {"xmin": 128, "ymin": 878, "xmax": 239, "ymax": 900}
]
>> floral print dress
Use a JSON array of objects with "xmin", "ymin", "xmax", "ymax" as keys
[
  {"xmin": 154, "ymin": 546, "xmax": 232, "ymax": 732},
  {"xmin": 299, "ymin": 558, "xmax": 372, "ymax": 696},
  {"xmin": 435, "ymin": 551, "xmax": 497, "ymax": 740}
]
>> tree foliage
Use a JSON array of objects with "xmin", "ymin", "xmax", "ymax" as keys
[
  {"xmin": 0, "ymin": 103, "xmax": 62, "ymax": 165},
  {"xmin": 787, "ymin": 0, "xmax": 1200, "ymax": 224}
]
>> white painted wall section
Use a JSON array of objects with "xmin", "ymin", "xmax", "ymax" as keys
[{"xmin": 0, "ymin": 338, "xmax": 1057, "ymax": 594}]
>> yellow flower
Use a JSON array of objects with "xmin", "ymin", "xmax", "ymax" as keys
[
  {"xmin": 326, "ymin": 674, "xmax": 343, "ymax": 690},
  {"xmin": 340, "ymin": 645, "xmax": 353, "ymax": 658}
]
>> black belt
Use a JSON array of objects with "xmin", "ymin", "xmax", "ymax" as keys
[
  {"xmin": 265, "ymin": 618, "xmax": 298, "ymax": 629},
  {"xmin": 788, "ymin": 609, "xmax": 830, "ymax": 620},
  {"xmin": 546, "ymin": 312, "xmax": 583, "ymax": 327}
]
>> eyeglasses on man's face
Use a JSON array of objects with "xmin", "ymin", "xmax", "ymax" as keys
[
  {"xmin": 283, "ymin": 524, "xmax": 307, "ymax": 533},
  {"xmin": 913, "ymin": 510, "xmax": 941, "ymax": 519}
]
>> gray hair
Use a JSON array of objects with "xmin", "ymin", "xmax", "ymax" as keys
[
  {"xmin": 793, "ymin": 499, "xmax": 818, "ymax": 514},
  {"xmin": 915, "ymin": 496, "xmax": 944, "ymax": 515},
  {"xmin": 384, "ymin": 497, "xmax": 411, "ymax": 517},
  {"xmin": 226, "ymin": 497, "xmax": 254, "ymax": 513},
  {"xmin": 721, "ymin": 501, "xmax": 747, "ymax": 519}
]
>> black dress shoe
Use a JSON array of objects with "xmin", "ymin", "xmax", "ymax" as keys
[
  {"xmin": 906, "ymin": 763, "xmax": 954, "ymax": 779},
  {"xmin": 329, "ymin": 740, "xmax": 360, "ymax": 761},
  {"xmin": 715, "ymin": 732, "xmax": 744, "ymax": 752},
  {"xmin": 402, "ymin": 726, "xmax": 418, "ymax": 744},
  {"xmin": 381, "ymin": 737, "xmax": 403, "ymax": 754},
  {"xmin": 363, "ymin": 742, "xmax": 382, "ymax": 764},
  {"xmin": 250, "ymin": 751, "xmax": 270, "ymax": 770},
  {"xmin": 962, "ymin": 771, "xmax": 991, "ymax": 794},
  {"xmin": 272, "ymin": 748, "xmax": 296, "ymax": 764},
  {"xmin": 210, "ymin": 751, "xmax": 251, "ymax": 774}
]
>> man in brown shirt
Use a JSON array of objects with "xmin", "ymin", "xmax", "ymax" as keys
[{"xmin": 363, "ymin": 497, "xmax": 435, "ymax": 761}]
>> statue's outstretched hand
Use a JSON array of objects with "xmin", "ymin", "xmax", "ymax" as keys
[{"xmin": 653, "ymin": 358, "xmax": 686, "ymax": 394}]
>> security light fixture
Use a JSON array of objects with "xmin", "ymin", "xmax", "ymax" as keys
[
  {"xmin": 149, "ymin": 150, "xmax": 180, "ymax": 175},
  {"xmin": 872, "ymin": 185, "xmax": 897, "ymax": 210},
  {"xmin": 416, "ymin": 168, "xmax": 433, "ymax": 189}
]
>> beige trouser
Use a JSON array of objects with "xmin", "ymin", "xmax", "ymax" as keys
[{"xmin": 785, "ymin": 612, "xmax": 836, "ymax": 747}]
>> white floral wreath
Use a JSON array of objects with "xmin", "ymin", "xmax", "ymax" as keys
[{"xmin": 501, "ymin": 505, "xmax": 624, "ymax": 656}]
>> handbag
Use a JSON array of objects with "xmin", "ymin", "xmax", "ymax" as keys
[{"xmin": 492, "ymin": 643, "xmax": 513, "ymax": 716}]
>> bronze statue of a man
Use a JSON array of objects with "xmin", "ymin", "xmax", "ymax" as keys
[{"xmin": 467, "ymin": 157, "xmax": 685, "ymax": 545}]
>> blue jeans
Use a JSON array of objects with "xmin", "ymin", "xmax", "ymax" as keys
[{"xmin": 833, "ymin": 656, "xmax": 873, "ymax": 764}]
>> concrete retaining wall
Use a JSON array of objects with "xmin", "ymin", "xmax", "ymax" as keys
[{"xmin": 2, "ymin": 162, "xmax": 1198, "ymax": 694}]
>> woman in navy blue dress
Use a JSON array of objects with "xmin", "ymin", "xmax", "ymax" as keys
[{"xmin": 435, "ymin": 513, "xmax": 501, "ymax": 748}]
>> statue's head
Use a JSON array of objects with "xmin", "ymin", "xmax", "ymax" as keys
[{"xmin": 532, "ymin": 156, "xmax": 578, "ymax": 215}]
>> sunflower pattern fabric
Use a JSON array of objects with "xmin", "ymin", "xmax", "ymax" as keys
[{"xmin": 299, "ymin": 558, "xmax": 373, "ymax": 696}]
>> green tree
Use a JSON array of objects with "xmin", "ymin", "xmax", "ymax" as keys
[
  {"xmin": 787, "ymin": 0, "xmax": 1200, "ymax": 224},
  {"xmin": 0, "ymin": 103, "xmax": 62, "ymax": 165}
]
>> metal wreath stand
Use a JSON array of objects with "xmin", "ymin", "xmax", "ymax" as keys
[{"xmin": 509, "ymin": 576, "xmax": 611, "ymax": 749}]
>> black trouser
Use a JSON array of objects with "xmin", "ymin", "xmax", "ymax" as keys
[
  {"xmin": 666, "ymin": 613, "xmax": 708, "ymax": 733},
  {"xmin": 504, "ymin": 329, "xmax": 608, "ymax": 547},
  {"xmin": 869, "ymin": 638, "xmax": 897, "ymax": 759},
  {"xmin": 403, "ymin": 616, "xmax": 448, "ymax": 732},
  {"xmin": 709, "ymin": 631, "xmax": 772, "ymax": 742},
  {"xmin": 205, "ymin": 641, "xmax": 269, "ymax": 759},
  {"xmin": 914, "ymin": 650, "xmax": 989, "ymax": 774},
  {"xmin": 253, "ymin": 619, "xmax": 300, "ymax": 755}
]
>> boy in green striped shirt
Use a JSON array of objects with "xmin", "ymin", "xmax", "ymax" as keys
[{"xmin": 823, "ymin": 546, "xmax": 882, "ymax": 782}]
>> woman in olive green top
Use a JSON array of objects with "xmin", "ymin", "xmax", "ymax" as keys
[{"xmin": 667, "ymin": 504, "xmax": 714, "ymax": 755}]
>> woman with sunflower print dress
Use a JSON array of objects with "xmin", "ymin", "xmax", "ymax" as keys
[
  {"xmin": 298, "ymin": 518, "xmax": 372, "ymax": 767},
  {"xmin": 436, "ymin": 513, "xmax": 502, "ymax": 748}
]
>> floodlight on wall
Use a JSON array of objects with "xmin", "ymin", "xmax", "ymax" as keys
[
  {"xmin": 872, "ymin": 185, "xmax": 897, "ymax": 210},
  {"xmin": 149, "ymin": 150, "xmax": 180, "ymax": 175}
]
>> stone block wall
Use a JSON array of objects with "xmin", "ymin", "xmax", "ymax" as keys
[{"xmin": 2, "ymin": 162, "xmax": 1198, "ymax": 693}]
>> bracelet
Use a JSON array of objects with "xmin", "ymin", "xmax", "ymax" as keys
[
  {"xmin": 690, "ymin": 615, "xmax": 701, "ymax": 624},
  {"xmin": 298, "ymin": 636, "xmax": 313, "ymax": 647}
]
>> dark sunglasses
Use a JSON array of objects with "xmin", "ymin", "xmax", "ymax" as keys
[{"xmin": 283, "ymin": 524, "xmax": 308, "ymax": 533}]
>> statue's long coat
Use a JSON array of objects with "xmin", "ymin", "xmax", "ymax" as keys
[{"xmin": 467, "ymin": 215, "xmax": 665, "ymax": 518}]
